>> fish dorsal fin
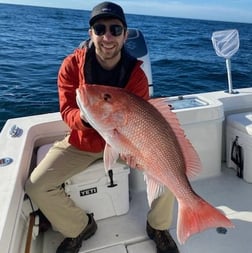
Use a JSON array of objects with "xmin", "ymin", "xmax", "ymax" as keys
[
  {"xmin": 148, "ymin": 98, "xmax": 201, "ymax": 178},
  {"xmin": 144, "ymin": 173, "xmax": 165, "ymax": 207}
]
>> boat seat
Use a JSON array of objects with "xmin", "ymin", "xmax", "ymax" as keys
[{"xmin": 125, "ymin": 28, "xmax": 153, "ymax": 96}]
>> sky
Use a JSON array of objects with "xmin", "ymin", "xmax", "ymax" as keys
[{"xmin": 0, "ymin": 0, "xmax": 252, "ymax": 24}]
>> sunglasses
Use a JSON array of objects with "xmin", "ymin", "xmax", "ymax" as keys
[{"xmin": 92, "ymin": 24, "xmax": 124, "ymax": 37}]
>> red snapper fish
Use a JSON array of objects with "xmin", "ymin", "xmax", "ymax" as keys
[{"xmin": 76, "ymin": 84, "xmax": 233, "ymax": 244}]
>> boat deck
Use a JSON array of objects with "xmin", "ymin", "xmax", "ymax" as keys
[{"xmin": 42, "ymin": 165, "xmax": 252, "ymax": 253}]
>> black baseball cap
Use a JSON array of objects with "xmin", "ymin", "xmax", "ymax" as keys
[{"xmin": 89, "ymin": 2, "xmax": 127, "ymax": 28}]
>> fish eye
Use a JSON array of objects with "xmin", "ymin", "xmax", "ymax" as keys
[{"xmin": 103, "ymin": 93, "xmax": 111, "ymax": 101}]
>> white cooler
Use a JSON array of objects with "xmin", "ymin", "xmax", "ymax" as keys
[
  {"xmin": 37, "ymin": 144, "xmax": 130, "ymax": 220},
  {"xmin": 226, "ymin": 112, "xmax": 252, "ymax": 183}
]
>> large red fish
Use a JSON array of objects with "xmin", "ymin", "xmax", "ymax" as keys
[{"xmin": 76, "ymin": 84, "xmax": 233, "ymax": 244}]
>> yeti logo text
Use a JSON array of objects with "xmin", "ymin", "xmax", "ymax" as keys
[{"xmin": 80, "ymin": 187, "xmax": 97, "ymax": 196}]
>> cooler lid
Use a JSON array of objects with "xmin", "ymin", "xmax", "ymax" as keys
[
  {"xmin": 227, "ymin": 112, "xmax": 252, "ymax": 135},
  {"xmin": 69, "ymin": 159, "xmax": 129, "ymax": 184},
  {"xmin": 167, "ymin": 95, "xmax": 224, "ymax": 125}
]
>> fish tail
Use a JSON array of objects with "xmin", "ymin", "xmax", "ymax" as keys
[{"xmin": 177, "ymin": 197, "xmax": 234, "ymax": 244}]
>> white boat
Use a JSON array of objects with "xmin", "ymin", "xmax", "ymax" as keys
[{"xmin": 1, "ymin": 29, "xmax": 252, "ymax": 253}]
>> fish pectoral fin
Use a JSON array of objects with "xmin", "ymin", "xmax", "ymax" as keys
[
  {"xmin": 144, "ymin": 173, "xmax": 165, "ymax": 207},
  {"xmin": 104, "ymin": 143, "xmax": 119, "ymax": 173}
]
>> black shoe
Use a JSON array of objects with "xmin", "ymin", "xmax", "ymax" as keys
[
  {"xmin": 146, "ymin": 221, "xmax": 180, "ymax": 253},
  {"xmin": 56, "ymin": 213, "xmax": 97, "ymax": 253}
]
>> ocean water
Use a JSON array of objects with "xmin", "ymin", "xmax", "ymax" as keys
[{"xmin": 0, "ymin": 3, "xmax": 252, "ymax": 130}]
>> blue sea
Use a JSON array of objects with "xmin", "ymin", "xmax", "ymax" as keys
[{"xmin": 1, "ymin": 3, "xmax": 252, "ymax": 130}]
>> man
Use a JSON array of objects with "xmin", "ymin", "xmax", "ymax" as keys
[{"xmin": 25, "ymin": 2, "xmax": 179, "ymax": 253}]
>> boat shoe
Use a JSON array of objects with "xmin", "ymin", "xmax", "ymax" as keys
[
  {"xmin": 146, "ymin": 221, "xmax": 180, "ymax": 253},
  {"xmin": 56, "ymin": 213, "xmax": 97, "ymax": 253}
]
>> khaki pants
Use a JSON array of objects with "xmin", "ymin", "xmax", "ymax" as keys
[{"xmin": 25, "ymin": 136, "xmax": 174, "ymax": 237}]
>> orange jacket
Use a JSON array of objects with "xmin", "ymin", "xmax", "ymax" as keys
[{"xmin": 58, "ymin": 47, "xmax": 149, "ymax": 152}]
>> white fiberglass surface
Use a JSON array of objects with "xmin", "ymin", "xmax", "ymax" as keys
[{"xmin": 42, "ymin": 166, "xmax": 252, "ymax": 253}]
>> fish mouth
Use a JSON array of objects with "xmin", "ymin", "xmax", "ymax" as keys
[
  {"xmin": 76, "ymin": 86, "xmax": 96, "ymax": 127},
  {"xmin": 77, "ymin": 85, "xmax": 89, "ymax": 107},
  {"xmin": 76, "ymin": 87, "xmax": 88, "ymax": 114}
]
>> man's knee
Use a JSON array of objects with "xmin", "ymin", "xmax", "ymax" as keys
[{"xmin": 24, "ymin": 178, "xmax": 42, "ymax": 199}]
